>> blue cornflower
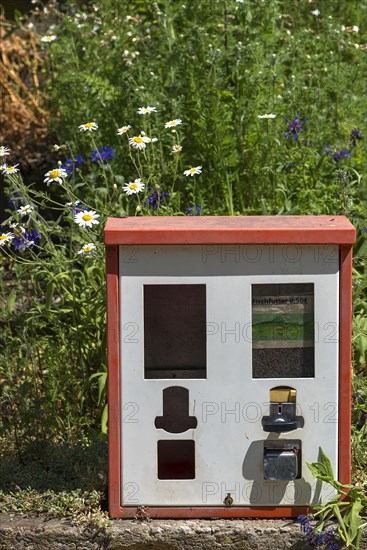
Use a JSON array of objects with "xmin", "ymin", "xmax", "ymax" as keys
[
  {"xmin": 144, "ymin": 186, "xmax": 170, "ymax": 209},
  {"xmin": 323, "ymin": 530, "xmax": 339, "ymax": 545},
  {"xmin": 13, "ymin": 229, "xmax": 40, "ymax": 251},
  {"xmin": 355, "ymin": 392, "xmax": 366, "ymax": 405},
  {"xmin": 186, "ymin": 205, "xmax": 201, "ymax": 216},
  {"xmin": 325, "ymin": 144, "xmax": 351, "ymax": 162},
  {"xmin": 89, "ymin": 146, "xmax": 115, "ymax": 162},
  {"xmin": 66, "ymin": 200, "xmax": 89, "ymax": 214},
  {"xmin": 297, "ymin": 515, "xmax": 312, "ymax": 534},
  {"xmin": 8, "ymin": 192, "xmax": 23, "ymax": 210},
  {"xmin": 61, "ymin": 155, "xmax": 84, "ymax": 175},
  {"xmin": 285, "ymin": 115, "xmax": 309, "ymax": 141},
  {"xmin": 350, "ymin": 127, "xmax": 362, "ymax": 147}
]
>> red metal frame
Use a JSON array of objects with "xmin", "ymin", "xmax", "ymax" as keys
[{"xmin": 105, "ymin": 216, "xmax": 355, "ymax": 519}]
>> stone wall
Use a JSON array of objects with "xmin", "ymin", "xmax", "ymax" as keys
[{"xmin": 1, "ymin": 516, "xmax": 366, "ymax": 550}]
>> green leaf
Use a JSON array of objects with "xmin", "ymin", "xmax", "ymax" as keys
[
  {"xmin": 101, "ymin": 404, "xmax": 108, "ymax": 434},
  {"xmin": 7, "ymin": 289, "xmax": 16, "ymax": 314},
  {"xmin": 45, "ymin": 282, "xmax": 55, "ymax": 311},
  {"xmin": 306, "ymin": 447, "xmax": 335, "ymax": 483},
  {"xmin": 97, "ymin": 373, "xmax": 107, "ymax": 406},
  {"xmin": 89, "ymin": 371, "xmax": 107, "ymax": 405},
  {"xmin": 319, "ymin": 447, "xmax": 335, "ymax": 480},
  {"xmin": 334, "ymin": 504, "xmax": 350, "ymax": 546},
  {"xmin": 344, "ymin": 500, "xmax": 363, "ymax": 546}
]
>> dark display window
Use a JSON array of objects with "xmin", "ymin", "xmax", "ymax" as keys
[{"xmin": 144, "ymin": 284, "xmax": 206, "ymax": 379}]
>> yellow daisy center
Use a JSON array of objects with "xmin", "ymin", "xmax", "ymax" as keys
[
  {"xmin": 7, "ymin": 167, "xmax": 15, "ymax": 171},
  {"xmin": 82, "ymin": 213, "xmax": 93, "ymax": 221},
  {"xmin": 50, "ymin": 170, "xmax": 60, "ymax": 178},
  {"xmin": 84, "ymin": 246, "xmax": 92, "ymax": 252},
  {"xmin": 130, "ymin": 183, "xmax": 138, "ymax": 190},
  {"xmin": 85, "ymin": 123, "xmax": 94, "ymax": 128},
  {"xmin": 134, "ymin": 137, "xmax": 143, "ymax": 143},
  {"xmin": 0, "ymin": 235, "xmax": 8, "ymax": 241},
  {"xmin": 189, "ymin": 168, "xmax": 197, "ymax": 173}
]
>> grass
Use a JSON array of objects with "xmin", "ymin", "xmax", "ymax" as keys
[{"xmin": 0, "ymin": 435, "xmax": 108, "ymax": 525}]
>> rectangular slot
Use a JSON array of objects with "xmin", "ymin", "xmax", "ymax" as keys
[
  {"xmin": 157, "ymin": 440, "xmax": 195, "ymax": 479},
  {"xmin": 264, "ymin": 440, "xmax": 302, "ymax": 480},
  {"xmin": 252, "ymin": 283, "xmax": 314, "ymax": 378},
  {"xmin": 144, "ymin": 284, "xmax": 206, "ymax": 379}
]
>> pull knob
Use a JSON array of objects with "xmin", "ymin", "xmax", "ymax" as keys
[{"xmin": 261, "ymin": 402, "xmax": 304, "ymax": 433}]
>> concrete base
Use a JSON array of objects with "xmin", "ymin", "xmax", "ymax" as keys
[{"xmin": 1, "ymin": 515, "xmax": 367, "ymax": 550}]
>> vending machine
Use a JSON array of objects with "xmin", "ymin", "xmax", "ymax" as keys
[{"xmin": 105, "ymin": 216, "xmax": 355, "ymax": 518}]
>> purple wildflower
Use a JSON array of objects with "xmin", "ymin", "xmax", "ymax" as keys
[
  {"xmin": 186, "ymin": 205, "xmax": 201, "ymax": 216},
  {"xmin": 355, "ymin": 392, "xmax": 366, "ymax": 405},
  {"xmin": 89, "ymin": 146, "xmax": 115, "ymax": 162},
  {"xmin": 297, "ymin": 515, "xmax": 312, "ymax": 534},
  {"xmin": 8, "ymin": 192, "xmax": 23, "ymax": 210},
  {"xmin": 13, "ymin": 229, "xmax": 40, "ymax": 251},
  {"xmin": 285, "ymin": 115, "xmax": 309, "ymax": 140},
  {"xmin": 144, "ymin": 186, "xmax": 170, "ymax": 209},
  {"xmin": 350, "ymin": 128, "xmax": 362, "ymax": 147},
  {"xmin": 297, "ymin": 516, "xmax": 339, "ymax": 549},
  {"xmin": 325, "ymin": 144, "xmax": 351, "ymax": 162},
  {"xmin": 66, "ymin": 200, "xmax": 89, "ymax": 214},
  {"xmin": 61, "ymin": 155, "xmax": 84, "ymax": 175}
]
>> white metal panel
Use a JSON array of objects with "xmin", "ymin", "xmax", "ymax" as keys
[{"xmin": 119, "ymin": 245, "xmax": 339, "ymax": 507}]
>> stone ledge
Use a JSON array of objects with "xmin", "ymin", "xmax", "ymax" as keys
[{"xmin": 1, "ymin": 515, "xmax": 366, "ymax": 549}]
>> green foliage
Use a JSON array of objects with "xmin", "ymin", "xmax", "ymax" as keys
[
  {"xmin": 0, "ymin": 0, "xmax": 367, "ymax": 513},
  {"xmin": 306, "ymin": 448, "xmax": 367, "ymax": 549},
  {"xmin": 40, "ymin": 0, "xmax": 367, "ymax": 215}
]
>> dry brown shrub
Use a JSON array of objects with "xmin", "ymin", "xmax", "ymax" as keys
[{"xmin": 0, "ymin": 10, "xmax": 52, "ymax": 172}]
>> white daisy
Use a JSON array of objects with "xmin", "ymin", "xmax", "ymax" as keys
[
  {"xmin": 0, "ymin": 146, "xmax": 10, "ymax": 157},
  {"xmin": 1, "ymin": 164, "xmax": 19, "ymax": 174},
  {"xmin": 117, "ymin": 125, "xmax": 132, "ymax": 135},
  {"xmin": 258, "ymin": 113, "xmax": 276, "ymax": 119},
  {"xmin": 41, "ymin": 34, "xmax": 57, "ymax": 42},
  {"xmin": 0, "ymin": 232, "xmax": 13, "ymax": 246},
  {"xmin": 128, "ymin": 134, "xmax": 151, "ymax": 150},
  {"xmin": 172, "ymin": 144, "xmax": 183, "ymax": 153},
  {"xmin": 183, "ymin": 166, "xmax": 202, "ymax": 177},
  {"xmin": 137, "ymin": 106, "xmax": 157, "ymax": 115},
  {"xmin": 122, "ymin": 178, "xmax": 145, "ymax": 195},
  {"xmin": 74, "ymin": 210, "xmax": 100, "ymax": 228},
  {"xmin": 41, "ymin": 35, "xmax": 57, "ymax": 42},
  {"xmin": 79, "ymin": 121, "xmax": 98, "ymax": 132},
  {"xmin": 78, "ymin": 243, "xmax": 96, "ymax": 256},
  {"xmin": 164, "ymin": 118, "xmax": 182, "ymax": 128},
  {"xmin": 44, "ymin": 167, "xmax": 68, "ymax": 186},
  {"xmin": 311, "ymin": 9, "xmax": 320, "ymax": 16},
  {"xmin": 18, "ymin": 205, "xmax": 34, "ymax": 217}
]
